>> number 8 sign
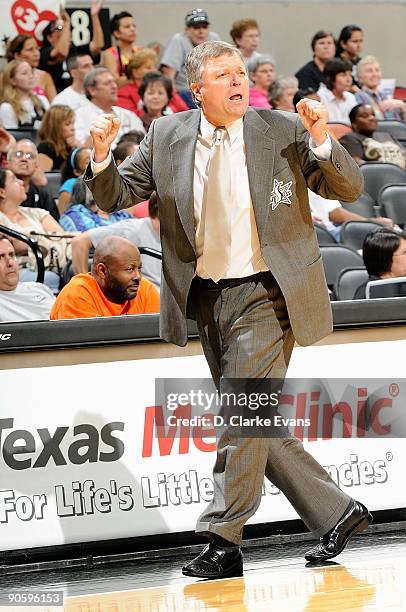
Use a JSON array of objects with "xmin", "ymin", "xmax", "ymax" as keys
[{"xmin": 70, "ymin": 10, "xmax": 91, "ymax": 46}]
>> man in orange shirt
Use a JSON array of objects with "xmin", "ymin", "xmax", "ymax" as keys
[{"xmin": 51, "ymin": 236, "xmax": 159, "ymax": 319}]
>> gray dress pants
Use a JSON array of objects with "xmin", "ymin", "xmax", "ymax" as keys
[{"xmin": 193, "ymin": 272, "xmax": 351, "ymax": 545}]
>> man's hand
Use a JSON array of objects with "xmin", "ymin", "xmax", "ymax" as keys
[
  {"xmin": 90, "ymin": 114, "xmax": 120, "ymax": 162},
  {"xmin": 296, "ymin": 98, "xmax": 329, "ymax": 147},
  {"xmin": 375, "ymin": 216, "xmax": 394, "ymax": 228},
  {"xmin": 381, "ymin": 98, "xmax": 405, "ymax": 112}
]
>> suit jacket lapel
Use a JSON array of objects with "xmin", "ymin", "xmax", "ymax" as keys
[
  {"xmin": 243, "ymin": 108, "xmax": 276, "ymax": 241},
  {"xmin": 169, "ymin": 111, "xmax": 200, "ymax": 252}
]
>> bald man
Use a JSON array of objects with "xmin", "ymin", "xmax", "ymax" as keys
[{"xmin": 50, "ymin": 236, "xmax": 160, "ymax": 319}]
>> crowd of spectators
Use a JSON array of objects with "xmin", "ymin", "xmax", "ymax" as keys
[{"xmin": 0, "ymin": 6, "xmax": 405, "ymax": 324}]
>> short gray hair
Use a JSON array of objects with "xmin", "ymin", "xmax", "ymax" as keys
[
  {"xmin": 357, "ymin": 55, "xmax": 380, "ymax": 77},
  {"xmin": 185, "ymin": 40, "xmax": 243, "ymax": 86},
  {"xmin": 269, "ymin": 76, "xmax": 298, "ymax": 102},
  {"xmin": 247, "ymin": 54, "xmax": 276, "ymax": 76},
  {"xmin": 83, "ymin": 67, "xmax": 111, "ymax": 99},
  {"xmin": 7, "ymin": 138, "xmax": 37, "ymax": 162}
]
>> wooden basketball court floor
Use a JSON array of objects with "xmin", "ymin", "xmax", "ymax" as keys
[{"xmin": 2, "ymin": 526, "xmax": 405, "ymax": 612}]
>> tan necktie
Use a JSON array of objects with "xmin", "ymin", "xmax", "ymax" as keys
[{"xmin": 201, "ymin": 127, "xmax": 232, "ymax": 282}]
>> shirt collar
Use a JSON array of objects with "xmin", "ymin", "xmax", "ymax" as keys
[
  {"xmin": 319, "ymin": 84, "xmax": 336, "ymax": 103},
  {"xmin": 200, "ymin": 112, "xmax": 243, "ymax": 146}
]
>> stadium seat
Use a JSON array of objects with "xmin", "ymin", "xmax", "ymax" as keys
[
  {"xmin": 45, "ymin": 172, "xmax": 62, "ymax": 200},
  {"xmin": 378, "ymin": 184, "xmax": 406, "ymax": 227},
  {"xmin": 8, "ymin": 128, "xmax": 39, "ymax": 144},
  {"xmin": 360, "ymin": 162, "xmax": 406, "ymax": 203},
  {"xmin": 376, "ymin": 120, "xmax": 406, "ymax": 146},
  {"xmin": 341, "ymin": 192, "xmax": 377, "ymax": 217},
  {"xmin": 314, "ymin": 223, "xmax": 337, "ymax": 245},
  {"xmin": 340, "ymin": 220, "xmax": 384, "ymax": 251},
  {"xmin": 334, "ymin": 267, "xmax": 369, "ymax": 301},
  {"xmin": 320, "ymin": 245, "xmax": 364, "ymax": 292}
]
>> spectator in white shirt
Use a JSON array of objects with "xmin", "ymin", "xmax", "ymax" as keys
[
  {"xmin": 317, "ymin": 58, "xmax": 357, "ymax": 125},
  {"xmin": 0, "ymin": 235, "xmax": 54, "ymax": 321},
  {"xmin": 51, "ymin": 54, "xmax": 94, "ymax": 111},
  {"xmin": 0, "ymin": 60, "xmax": 49, "ymax": 129},
  {"xmin": 75, "ymin": 67, "xmax": 145, "ymax": 146}
]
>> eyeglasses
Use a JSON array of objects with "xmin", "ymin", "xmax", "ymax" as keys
[
  {"xmin": 51, "ymin": 24, "xmax": 63, "ymax": 33},
  {"xmin": 13, "ymin": 151, "xmax": 36, "ymax": 160}
]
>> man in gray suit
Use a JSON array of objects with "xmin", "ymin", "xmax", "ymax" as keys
[{"xmin": 85, "ymin": 41, "xmax": 372, "ymax": 579}]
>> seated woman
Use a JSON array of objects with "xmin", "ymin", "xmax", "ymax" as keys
[
  {"xmin": 58, "ymin": 147, "xmax": 92, "ymax": 214},
  {"xmin": 6, "ymin": 35, "xmax": 56, "ymax": 101},
  {"xmin": 248, "ymin": 55, "xmax": 276, "ymax": 108},
  {"xmin": 117, "ymin": 49, "xmax": 188, "ymax": 115},
  {"xmin": 0, "ymin": 168, "xmax": 72, "ymax": 291},
  {"xmin": 138, "ymin": 72, "xmax": 173, "ymax": 133},
  {"xmin": 317, "ymin": 58, "xmax": 357, "ymax": 125},
  {"xmin": 295, "ymin": 30, "xmax": 336, "ymax": 91},
  {"xmin": 335, "ymin": 25, "xmax": 364, "ymax": 90},
  {"xmin": 354, "ymin": 229, "xmax": 406, "ymax": 299},
  {"xmin": 59, "ymin": 178, "xmax": 131, "ymax": 232},
  {"xmin": 339, "ymin": 104, "xmax": 406, "ymax": 169},
  {"xmin": 356, "ymin": 56, "xmax": 406, "ymax": 122},
  {"xmin": 0, "ymin": 60, "xmax": 49, "ymax": 129},
  {"xmin": 269, "ymin": 76, "xmax": 299, "ymax": 112},
  {"xmin": 40, "ymin": 4, "xmax": 104, "ymax": 94},
  {"xmin": 230, "ymin": 19, "xmax": 261, "ymax": 65},
  {"xmin": 37, "ymin": 105, "xmax": 79, "ymax": 172}
]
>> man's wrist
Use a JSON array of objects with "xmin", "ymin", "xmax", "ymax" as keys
[
  {"xmin": 310, "ymin": 129, "xmax": 328, "ymax": 147},
  {"xmin": 93, "ymin": 148, "xmax": 110, "ymax": 164}
]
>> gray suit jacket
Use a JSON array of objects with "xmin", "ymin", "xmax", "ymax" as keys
[{"xmin": 85, "ymin": 107, "xmax": 363, "ymax": 347}]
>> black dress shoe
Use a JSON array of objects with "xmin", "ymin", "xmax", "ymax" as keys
[
  {"xmin": 305, "ymin": 500, "xmax": 373, "ymax": 562},
  {"xmin": 182, "ymin": 539, "xmax": 243, "ymax": 579}
]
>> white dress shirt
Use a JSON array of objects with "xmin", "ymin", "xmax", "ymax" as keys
[
  {"xmin": 91, "ymin": 112, "xmax": 332, "ymax": 279},
  {"xmin": 195, "ymin": 113, "xmax": 268, "ymax": 278}
]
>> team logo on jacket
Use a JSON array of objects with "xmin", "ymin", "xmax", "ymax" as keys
[{"xmin": 270, "ymin": 179, "xmax": 293, "ymax": 210}]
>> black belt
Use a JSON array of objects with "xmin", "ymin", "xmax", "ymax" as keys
[{"xmin": 197, "ymin": 272, "xmax": 269, "ymax": 290}]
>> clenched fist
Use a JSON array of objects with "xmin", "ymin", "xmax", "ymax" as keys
[
  {"xmin": 296, "ymin": 98, "xmax": 329, "ymax": 146},
  {"xmin": 90, "ymin": 114, "xmax": 121, "ymax": 162}
]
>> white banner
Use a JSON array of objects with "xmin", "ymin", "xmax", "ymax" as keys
[
  {"xmin": 1, "ymin": 1, "xmax": 61, "ymax": 49},
  {"xmin": 0, "ymin": 338, "xmax": 405, "ymax": 552}
]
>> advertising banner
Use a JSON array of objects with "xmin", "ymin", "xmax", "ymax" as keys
[
  {"xmin": 0, "ymin": 338, "xmax": 405, "ymax": 552},
  {"xmin": 1, "ymin": 1, "xmax": 60, "ymax": 48}
]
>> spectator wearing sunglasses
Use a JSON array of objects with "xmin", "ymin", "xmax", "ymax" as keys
[
  {"xmin": 40, "ymin": 1, "xmax": 104, "ymax": 93},
  {"xmin": 6, "ymin": 139, "xmax": 59, "ymax": 220},
  {"xmin": 160, "ymin": 9, "xmax": 220, "ymax": 108}
]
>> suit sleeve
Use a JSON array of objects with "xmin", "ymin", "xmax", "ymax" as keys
[
  {"xmin": 84, "ymin": 122, "xmax": 156, "ymax": 213},
  {"xmin": 295, "ymin": 118, "xmax": 364, "ymax": 202}
]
